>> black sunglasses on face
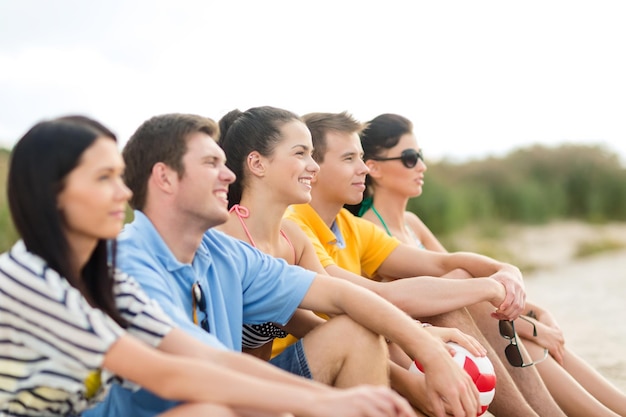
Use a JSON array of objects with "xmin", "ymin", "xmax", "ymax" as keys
[
  {"xmin": 192, "ymin": 281, "xmax": 210, "ymax": 332},
  {"xmin": 499, "ymin": 316, "xmax": 548, "ymax": 367},
  {"xmin": 370, "ymin": 149, "xmax": 424, "ymax": 169}
]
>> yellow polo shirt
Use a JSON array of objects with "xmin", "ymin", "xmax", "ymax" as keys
[{"xmin": 272, "ymin": 204, "xmax": 400, "ymax": 357}]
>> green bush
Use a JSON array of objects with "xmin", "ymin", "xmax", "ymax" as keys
[
  {"xmin": 410, "ymin": 144, "xmax": 626, "ymax": 235},
  {"xmin": 1, "ymin": 143, "xmax": 626, "ymax": 252}
]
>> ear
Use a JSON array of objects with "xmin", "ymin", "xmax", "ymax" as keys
[
  {"xmin": 246, "ymin": 151, "xmax": 266, "ymax": 177},
  {"xmin": 365, "ymin": 160, "xmax": 382, "ymax": 179},
  {"xmin": 151, "ymin": 162, "xmax": 178, "ymax": 193}
]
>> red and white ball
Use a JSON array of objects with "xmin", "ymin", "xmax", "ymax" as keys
[{"xmin": 409, "ymin": 342, "xmax": 496, "ymax": 416}]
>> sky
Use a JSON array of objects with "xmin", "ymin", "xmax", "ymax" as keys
[{"xmin": 1, "ymin": 0, "xmax": 626, "ymax": 164}]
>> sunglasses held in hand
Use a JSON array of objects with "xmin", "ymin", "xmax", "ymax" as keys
[
  {"xmin": 499, "ymin": 316, "xmax": 548, "ymax": 367},
  {"xmin": 370, "ymin": 149, "xmax": 424, "ymax": 169}
]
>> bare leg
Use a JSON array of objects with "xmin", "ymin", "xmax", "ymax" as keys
[
  {"xmin": 302, "ymin": 314, "xmax": 390, "ymax": 388},
  {"xmin": 422, "ymin": 307, "xmax": 544, "ymax": 417},
  {"xmin": 387, "ymin": 355, "xmax": 431, "ymax": 417},
  {"xmin": 558, "ymin": 347, "xmax": 626, "ymax": 416},
  {"xmin": 468, "ymin": 302, "xmax": 567, "ymax": 416},
  {"xmin": 387, "ymin": 341, "xmax": 443, "ymax": 416},
  {"xmin": 524, "ymin": 341, "xmax": 622, "ymax": 417}
]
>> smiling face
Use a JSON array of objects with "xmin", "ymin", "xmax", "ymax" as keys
[
  {"xmin": 313, "ymin": 130, "xmax": 370, "ymax": 207},
  {"xmin": 173, "ymin": 131, "xmax": 236, "ymax": 228},
  {"xmin": 56, "ymin": 137, "xmax": 132, "ymax": 247},
  {"xmin": 261, "ymin": 120, "xmax": 320, "ymax": 205},
  {"xmin": 367, "ymin": 133, "xmax": 427, "ymax": 198}
]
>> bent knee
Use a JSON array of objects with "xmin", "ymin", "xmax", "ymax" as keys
[{"xmin": 324, "ymin": 315, "xmax": 386, "ymax": 346}]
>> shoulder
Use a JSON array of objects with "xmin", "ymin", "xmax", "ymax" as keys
[
  {"xmin": 403, "ymin": 211, "xmax": 432, "ymax": 238},
  {"xmin": 202, "ymin": 228, "xmax": 252, "ymax": 254},
  {"xmin": 403, "ymin": 210, "xmax": 426, "ymax": 229},
  {"xmin": 0, "ymin": 241, "xmax": 47, "ymax": 276},
  {"xmin": 203, "ymin": 228, "xmax": 286, "ymax": 270},
  {"xmin": 281, "ymin": 219, "xmax": 314, "ymax": 255},
  {"xmin": 281, "ymin": 218, "xmax": 310, "ymax": 242},
  {"xmin": 0, "ymin": 241, "xmax": 67, "ymax": 299}
]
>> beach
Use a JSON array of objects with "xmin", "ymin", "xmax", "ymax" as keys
[
  {"xmin": 459, "ymin": 221, "xmax": 626, "ymax": 415},
  {"xmin": 519, "ymin": 226, "xmax": 626, "ymax": 393}
]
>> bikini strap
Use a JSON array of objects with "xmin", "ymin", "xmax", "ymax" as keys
[
  {"xmin": 279, "ymin": 230, "xmax": 297, "ymax": 265},
  {"xmin": 370, "ymin": 205, "xmax": 393, "ymax": 237},
  {"xmin": 229, "ymin": 204, "xmax": 257, "ymax": 247},
  {"xmin": 230, "ymin": 204, "xmax": 297, "ymax": 263}
]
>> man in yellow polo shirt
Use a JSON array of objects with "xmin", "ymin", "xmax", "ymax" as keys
[{"xmin": 281, "ymin": 111, "xmax": 567, "ymax": 417}]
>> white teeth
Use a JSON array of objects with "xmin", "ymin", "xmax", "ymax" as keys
[
  {"xmin": 215, "ymin": 191, "xmax": 227, "ymax": 199},
  {"xmin": 299, "ymin": 179, "xmax": 311, "ymax": 185}
]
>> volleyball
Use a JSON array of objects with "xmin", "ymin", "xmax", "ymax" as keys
[{"xmin": 409, "ymin": 342, "xmax": 496, "ymax": 416}]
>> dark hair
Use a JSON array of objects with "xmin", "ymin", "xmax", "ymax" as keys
[
  {"xmin": 8, "ymin": 115, "xmax": 127, "ymax": 326},
  {"xmin": 345, "ymin": 113, "xmax": 414, "ymax": 216},
  {"xmin": 219, "ymin": 106, "xmax": 300, "ymax": 208},
  {"xmin": 123, "ymin": 113, "xmax": 219, "ymax": 210},
  {"xmin": 360, "ymin": 113, "xmax": 413, "ymax": 161},
  {"xmin": 301, "ymin": 111, "xmax": 363, "ymax": 163}
]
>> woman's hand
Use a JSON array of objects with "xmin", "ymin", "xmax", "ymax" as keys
[
  {"xmin": 518, "ymin": 312, "xmax": 565, "ymax": 365},
  {"xmin": 424, "ymin": 325, "xmax": 487, "ymax": 358}
]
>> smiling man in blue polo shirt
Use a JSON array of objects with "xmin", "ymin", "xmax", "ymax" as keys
[{"xmin": 85, "ymin": 112, "xmax": 482, "ymax": 417}]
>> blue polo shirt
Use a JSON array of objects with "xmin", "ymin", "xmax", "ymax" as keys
[{"xmin": 85, "ymin": 210, "xmax": 316, "ymax": 417}]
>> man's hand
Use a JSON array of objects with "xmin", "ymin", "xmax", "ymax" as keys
[
  {"xmin": 424, "ymin": 326, "xmax": 487, "ymax": 359},
  {"xmin": 489, "ymin": 266, "xmax": 525, "ymax": 320},
  {"xmin": 419, "ymin": 344, "xmax": 481, "ymax": 417},
  {"xmin": 309, "ymin": 386, "xmax": 418, "ymax": 417}
]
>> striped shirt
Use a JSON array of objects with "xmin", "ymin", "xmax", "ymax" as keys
[{"xmin": 0, "ymin": 241, "xmax": 174, "ymax": 417}]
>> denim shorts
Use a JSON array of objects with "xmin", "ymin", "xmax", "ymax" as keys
[{"xmin": 269, "ymin": 339, "xmax": 312, "ymax": 379}]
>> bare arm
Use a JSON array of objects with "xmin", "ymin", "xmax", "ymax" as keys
[
  {"xmin": 288, "ymin": 222, "xmax": 506, "ymax": 335},
  {"xmin": 404, "ymin": 212, "xmax": 446, "ymax": 253},
  {"xmin": 104, "ymin": 331, "xmax": 417, "ymax": 417},
  {"xmin": 300, "ymin": 275, "xmax": 481, "ymax": 417},
  {"xmin": 378, "ymin": 246, "xmax": 525, "ymax": 320},
  {"xmin": 326, "ymin": 264, "xmax": 506, "ymax": 318}
]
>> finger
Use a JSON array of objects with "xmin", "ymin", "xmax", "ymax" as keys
[
  {"xmin": 427, "ymin": 392, "xmax": 446, "ymax": 417},
  {"xmin": 452, "ymin": 334, "xmax": 486, "ymax": 357},
  {"xmin": 463, "ymin": 379, "xmax": 480, "ymax": 417},
  {"xmin": 373, "ymin": 388, "xmax": 415, "ymax": 417},
  {"xmin": 440, "ymin": 342, "xmax": 457, "ymax": 357},
  {"xmin": 554, "ymin": 347, "xmax": 565, "ymax": 366},
  {"xmin": 394, "ymin": 396, "xmax": 418, "ymax": 417},
  {"xmin": 442, "ymin": 380, "xmax": 478, "ymax": 417}
]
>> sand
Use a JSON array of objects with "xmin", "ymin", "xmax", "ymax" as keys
[
  {"xmin": 517, "ymin": 223, "xmax": 626, "ymax": 393},
  {"xmin": 464, "ymin": 221, "xmax": 626, "ymax": 416}
]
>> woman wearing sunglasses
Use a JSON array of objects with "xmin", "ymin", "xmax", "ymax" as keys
[
  {"xmin": 351, "ymin": 113, "xmax": 626, "ymax": 417},
  {"xmin": 0, "ymin": 115, "xmax": 417, "ymax": 417}
]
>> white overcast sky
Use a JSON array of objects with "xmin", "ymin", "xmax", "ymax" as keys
[{"xmin": 1, "ymin": 0, "xmax": 625, "ymax": 163}]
